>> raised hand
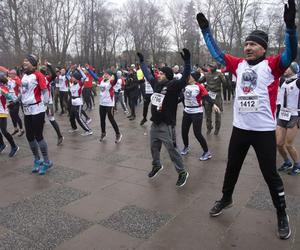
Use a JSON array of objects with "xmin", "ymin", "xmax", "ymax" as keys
[
  {"xmin": 196, "ymin": 13, "xmax": 209, "ymax": 30},
  {"xmin": 137, "ymin": 52, "xmax": 144, "ymax": 63},
  {"xmin": 180, "ymin": 48, "xmax": 190, "ymax": 61},
  {"xmin": 284, "ymin": 0, "xmax": 296, "ymax": 29}
]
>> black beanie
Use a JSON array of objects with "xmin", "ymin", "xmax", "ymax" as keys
[
  {"xmin": 160, "ymin": 67, "xmax": 173, "ymax": 80},
  {"xmin": 26, "ymin": 54, "xmax": 38, "ymax": 67},
  {"xmin": 245, "ymin": 30, "xmax": 268, "ymax": 50},
  {"xmin": 191, "ymin": 71, "xmax": 200, "ymax": 82},
  {"xmin": 72, "ymin": 71, "xmax": 82, "ymax": 81}
]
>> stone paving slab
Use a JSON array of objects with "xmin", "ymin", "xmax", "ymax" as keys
[
  {"xmin": 0, "ymin": 186, "xmax": 92, "ymax": 250},
  {"xmin": 0, "ymin": 227, "xmax": 46, "ymax": 250},
  {"xmin": 17, "ymin": 165, "xmax": 87, "ymax": 184},
  {"xmin": 99, "ymin": 205, "xmax": 172, "ymax": 239}
]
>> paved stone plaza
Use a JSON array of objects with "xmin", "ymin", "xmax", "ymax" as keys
[{"xmin": 0, "ymin": 102, "xmax": 299, "ymax": 250}]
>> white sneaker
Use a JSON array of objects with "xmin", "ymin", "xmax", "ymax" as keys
[
  {"xmin": 86, "ymin": 118, "xmax": 92, "ymax": 124},
  {"xmin": 68, "ymin": 129, "xmax": 78, "ymax": 133},
  {"xmin": 81, "ymin": 130, "xmax": 93, "ymax": 136}
]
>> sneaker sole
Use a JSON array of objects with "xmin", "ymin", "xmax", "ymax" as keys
[
  {"xmin": 115, "ymin": 134, "xmax": 123, "ymax": 144},
  {"xmin": 149, "ymin": 165, "xmax": 164, "ymax": 179},
  {"xmin": 209, "ymin": 202, "xmax": 234, "ymax": 217},
  {"xmin": 278, "ymin": 215, "xmax": 291, "ymax": 240},
  {"xmin": 199, "ymin": 156, "xmax": 212, "ymax": 161},
  {"xmin": 177, "ymin": 172, "xmax": 189, "ymax": 187},
  {"xmin": 278, "ymin": 166, "xmax": 293, "ymax": 172},
  {"xmin": 9, "ymin": 146, "xmax": 19, "ymax": 157}
]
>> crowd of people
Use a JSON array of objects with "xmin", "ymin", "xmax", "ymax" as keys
[{"xmin": 0, "ymin": 0, "xmax": 298, "ymax": 241}]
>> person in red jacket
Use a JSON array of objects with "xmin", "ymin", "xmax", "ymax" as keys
[{"xmin": 0, "ymin": 74, "xmax": 19, "ymax": 157}]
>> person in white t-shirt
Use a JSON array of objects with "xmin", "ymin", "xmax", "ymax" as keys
[{"xmin": 276, "ymin": 62, "xmax": 300, "ymax": 175}]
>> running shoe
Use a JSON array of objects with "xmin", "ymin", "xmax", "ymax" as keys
[
  {"xmin": 278, "ymin": 161, "xmax": 293, "ymax": 172},
  {"xmin": 99, "ymin": 133, "xmax": 106, "ymax": 142},
  {"xmin": 8, "ymin": 146, "xmax": 19, "ymax": 157},
  {"xmin": 115, "ymin": 133, "xmax": 122, "ymax": 143},
  {"xmin": 32, "ymin": 159, "xmax": 43, "ymax": 173},
  {"xmin": 57, "ymin": 136, "xmax": 64, "ymax": 146},
  {"xmin": 0, "ymin": 144, "xmax": 6, "ymax": 153},
  {"xmin": 86, "ymin": 118, "xmax": 92, "ymax": 124},
  {"xmin": 68, "ymin": 128, "xmax": 78, "ymax": 133},
  {"xmin": 140, "ymin": 118, "xmax": 147, "ymax": 126},
  {"xmin": 180, "ymin": 146, "xmax": 190, "ymax": 155},
  {"xmin": 288, "ymin": 165, "xmax": 300, "ymax": 176},
  {"xmin": 18, "ymin": 129, "xmax": 25, "ymax": 137},
  {"xmin": 209, "ymin": 199, "xmax": 233, "ymax": 217},
  {"xmin": 199, "ymin": 151, "xmax": 212, "ymax": 161},
  {"xmin": 39, "ymin": 161, "xmax": 53, "ymax": 175},
  {"xmin": 176, "ymin": 171, "xmax": 189, "ymax": 187},
  {"xmin": 148, "ymin": 165, "xmax": 164, "ymax": 178},
  {"xmin": 81, "ymin": 130, "xmax": 93, "ymax": 136},
  {"xmin": 277, "ymin": 214, "xmax": 291, "ymax": 240}
]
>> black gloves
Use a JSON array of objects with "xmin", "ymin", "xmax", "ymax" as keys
[
  {"xmin": 137, "ymin": 52, "xmax": 144, "ymax": 63},
  {"xmin": 180, "ymin": 48, "xmax": 190, "ymax": 61},
  {"xmin": 196, "ymin": 13, "xmax": 209, "ymax": 30},
  {"xmin": 284, "ymin": 0, "xmax": 296, "ymax": 29}
]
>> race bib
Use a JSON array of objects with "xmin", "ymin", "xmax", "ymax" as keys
[
  {"xmin": 279, "ymin": 108, "xmax": 292, "ymax": 121},
  {"xmin": 151, "ymin": 93, "xmax": 165, "ymax": 107},
  {"xmin": 237, "ymin": 95, "xmax": 259, "ymax": 112},
  {"xmin": 23, "ymin": 105, "xmax": 32, "ymax": 115},
  {"xmin": 208, "ymin": 91, "xmax": 217, "ymax": 100}
]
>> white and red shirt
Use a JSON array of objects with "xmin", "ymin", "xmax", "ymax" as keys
[
  {"xmin": 278, "ymin": 77, "xmax": 300, "ymax": 116},
  {"xmin": 184, "ymin": 83, "xmax": 208, "ymax": 114},
  {"xmin": 225, "ymin": 54, "xmax": 285, "ymax": 131},
  {"xmin": 99, "ymin": 79, "xmax": 114, "ymax": 106},
  {"xmin": 59, "ymin": 75, "xmax": 69, "ymax": 92},
  {"xmin": 0, "ymin": 85, "xmax": 9, "ymax": 115},
  {"xmin": 21, "ymin": 72, "xmax": 47, "ymax": 115},
  {"xmin": 7, "ymin": 76, "xmax": 21, "ymax": 100},
  {"xmin": 70, "ymin": 81, "xmax": 83, "ymax": 106}
]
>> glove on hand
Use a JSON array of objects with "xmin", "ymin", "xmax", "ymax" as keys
[
  {"xmin": 180, "ymin": 48, "xmax": 191, "ymax": 61},
  {"xmin": 196, "ymin": 13, "xmax": 209, "ymax": 30},
  {"xmin": 284, "ymin": 0, "xmax": 296, "ymax": 29},
  {"xmin": 137, "ymin": 52, "xmax": 144, "ymax": 63}
]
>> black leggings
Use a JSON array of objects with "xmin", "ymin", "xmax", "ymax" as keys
[
  {"xmin": 24, "ymin": 112, "xmax": 45, "ymax": 142},
  {"xmin": 0, "ymin": 117, "xmax": 16, "ymax": 148},
  {"xmin": 9, "ymin": 102, "xmax": 23, "ymax": 129},
  {"xmin": 129, "ymin": 96, "xmax": 138, "ymax": 117},
  {"xmin": 222, "ymin": 127, "xmax": 286, "ymax": 210},
  {"xmin": 69, "ymin": 105, "xmax": 90, "ymax": 131},
  {"xmin": 181, "ymin": 112, "xmax": 208, "ymax": 152},
  {"xmin": 99, "ymin": 106, "xmax": 120, "ymax": 134},
  {"xmin": 59, "ymin": 91, "xmax": 69, "ymax": 113},
  {"xmin": 142, "ymin": 94, "xmax": 151, "ymax": 119},
  {"xmin": 83, "ymin": 88, "xmax": 92, "ymax": 109}
]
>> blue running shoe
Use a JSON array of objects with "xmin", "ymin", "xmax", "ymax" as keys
[
  {"xmin": 288, "ymin": 165, "xmax": 300, "ymax": 176},
  {"xmin": 0, "ymin": 144, "xmax": 6, "ymax": 153},
  {"xmin": 32, "ymin": 160, "xmax": 43, "ymax": 173},
  {"xmin": 39, "ymin": 161, "xmax": 53, "ymax": 175},
  {"xmin": 200, "ymin": 151, "xmax": 212, "ymax": 161},
  {"xmin": 278, "ymin": 162, "xmax": 293, "ymax": 172},
  {"xmin": 181, "ymin": 146, "xmax": 190, "ymax": 155}
]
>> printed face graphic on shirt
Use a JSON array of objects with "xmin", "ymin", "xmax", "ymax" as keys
[
  {"xmin": 241, "ymin": 68, "xmax": 257, "ymax": 94},
  {"xmin": 21, "ymin": 81, "xmax": 29, "ymax": 94},
  {"xmin": 185, "ymin": 88, "xmax": 192, "ymax": 98}
]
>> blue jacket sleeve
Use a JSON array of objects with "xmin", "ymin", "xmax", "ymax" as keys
[
  {"xmin": 201, "ymin": 27, "xmax": 226, "ymax": 65},
  {"xmin": 279, "ymin": 28, "xmax": 298, "ymax": 69},
  {"xmin": 140, "ymin": 63, "xmax": 156, "ymax": 89},
  {"xmin": 87, "ymin": 68, "xmax": 99, "ymax": 82}
]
